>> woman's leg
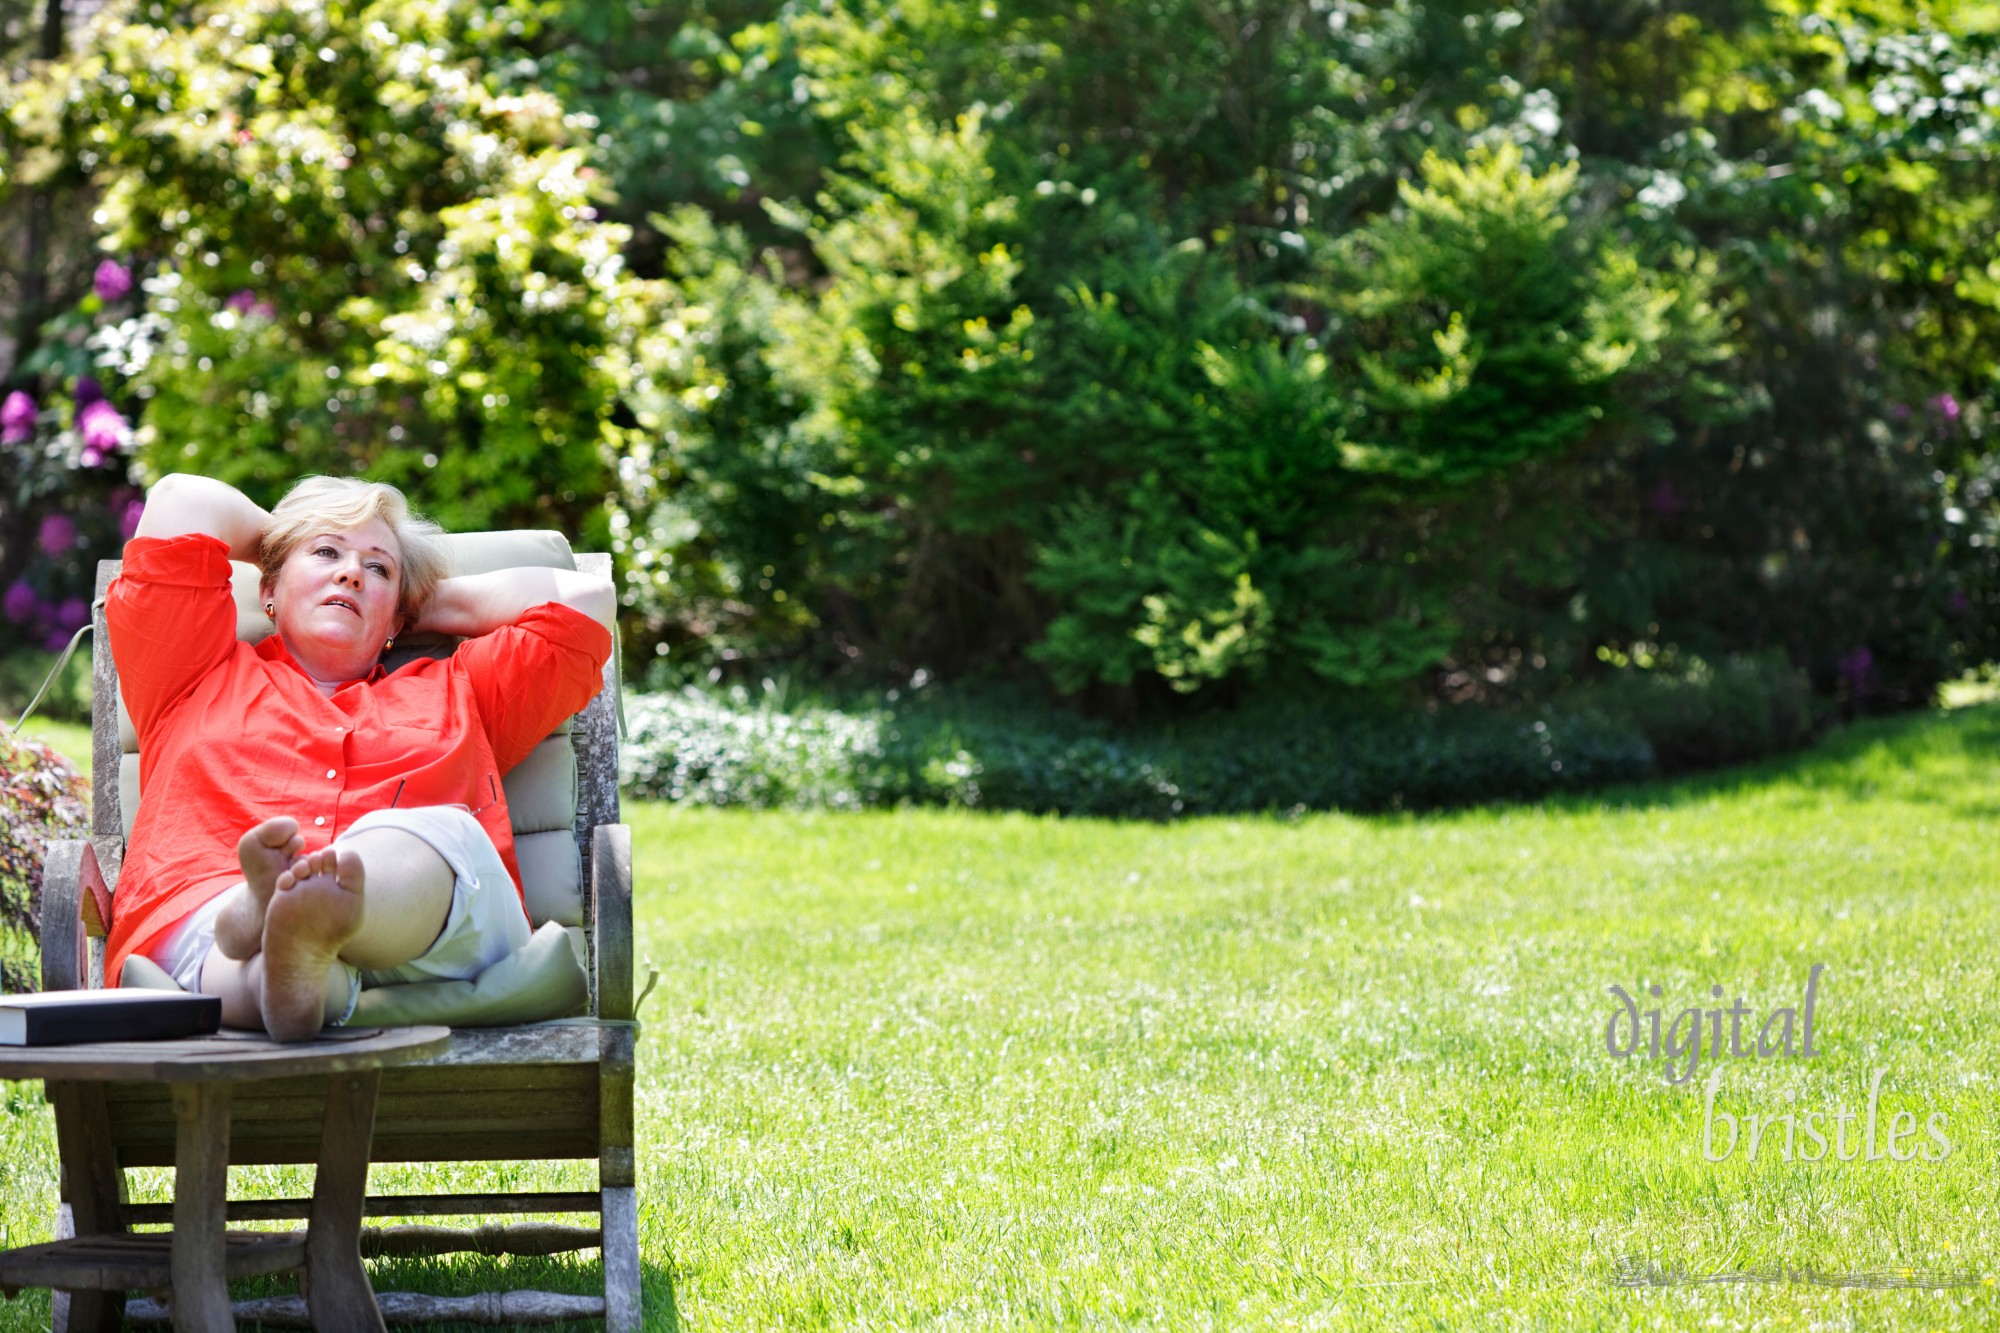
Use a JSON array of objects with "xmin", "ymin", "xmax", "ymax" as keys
[
  {"xmin": 197, "ymin": 949, "xmax": 350, "ymax": 1034},
  {"xmin": 209, "ymin": 823, "xmax": 458, "ymax": 1040},
  {"xmin": 324, "ymin": 826, "xmax": 455, "ymax": 969}
]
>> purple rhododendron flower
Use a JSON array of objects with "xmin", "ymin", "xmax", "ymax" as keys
[
  {"xmin": 54, "ymin": 597, "xmax": 88, "ymax": 631},
  {"xmin": 1646, "ymin": 482, "xmax": 1687, "ymax": 517},
  {"xmin": 78, "ymin": 399, "xmax": 128, "ymax": 453},
  {"xmin": 1934, "ymin": 393, "xmax": 1962, "ymax": 423},
  {"xmin": 1837, "ymin": 646, "xmax": 1875, "ymax": 693},
  {"xmin": 73, "ymin": 375, "xmax": 103, "ymax": 407},
  {"xmin": 2, "ymin": 581, "xmax": 35, "ymax": 624},
  {"xmin": 1, "ymin": 390, "xmax": 34, "ymax": 444},
  {"xmin": 37, "ymin": 513, "xmax": 77, "ymax": 556},
  {"xmin": 111, "ymin": 486, "xmax": 146, "ymax": 539},
  {"xmin": 42, "ymin": 628, "xmax": 74, "ymax": 652},
  {"xmin": 79, "ymin": 446, "xmax": 103, "ymax": 468},
  {"xmin": 225, "ymin": 290, "xmax": 275, "ymax": 319},
  {"xmin": 94, "ymin": 260, "xmax": 132, "ymax": 303}
]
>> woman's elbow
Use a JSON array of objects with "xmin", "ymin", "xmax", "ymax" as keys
[{"xmin": 131, "ymin": 474, "xmax": 202, "ymax": 539}]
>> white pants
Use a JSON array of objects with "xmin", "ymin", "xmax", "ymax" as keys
[{"xmin": 149, "ymin": 806, "xmax": 532, "ymax": 1022}]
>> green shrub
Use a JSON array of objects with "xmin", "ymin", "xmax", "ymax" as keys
[
  {"xmin": 1557, "ymin": 653, "xmax": 1822, "ymax": 775},
  {"xmin": 620, "ymin": 682, "xmax": 1661, "ymax": 818},
  {"xmin": 7, "ymin": 0, "xmax": 674, "ymax": 548},
  {"xmin": 0, "ymin": 728, "xmax": 88, "ymax": 993},
  {"xmin": 621, "ymin": 685, "xmax": 887, "ymax": 811},
  {"xmin": 0, "ymin": 649, "xmax": 92, "ymax": 727}
]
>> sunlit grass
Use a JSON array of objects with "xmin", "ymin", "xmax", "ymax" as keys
[
  {"xmin": 3, "ymin": 706, "xmax": 2000, "ymax": 1327},
  {"xmin": 635, "ymin": 705, "xmax": 2000, "ymax": 1329}
]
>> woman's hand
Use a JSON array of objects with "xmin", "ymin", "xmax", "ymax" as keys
[
  {"xmin": 132, "ymin": 473, "xmax": 271, "ymax": 562},
  {"xmin": 413, "ymin": 568, "xmax": 616, "ymax": 638}
]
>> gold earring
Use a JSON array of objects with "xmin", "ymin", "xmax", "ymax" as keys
[
  {"xmin": 264, "ymin": 602, "xmax": 275, "ymax": 617},
  {"xmin": 384, "ymin": 637, "xmax": 395, "ymax": 652}
]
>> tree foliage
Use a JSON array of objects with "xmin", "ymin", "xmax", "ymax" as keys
[
  {"xmin": 3, "ymin": 0, "xmax": 1997, "ymax": 717},
  {"xmin": 2, "ymin": 0, "xmax": 674, "ymax": 546}
]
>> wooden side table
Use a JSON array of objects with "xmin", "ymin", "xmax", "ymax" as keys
[{"xmin": 0, "ymin": 1025, "xmax": 450, "ymax": 1333}]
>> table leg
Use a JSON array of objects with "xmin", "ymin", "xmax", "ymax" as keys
[
  {"xmin": 47, "ymin": 1081, "xmax": 124, "ymax": 1333},
  {"xmin": 169, "ymin": 1081, "xmax": 233, "ymax": 1333},
  {"xmin": 306, "ymin": 1069, "xmax": 385, "ymax": 1332}
]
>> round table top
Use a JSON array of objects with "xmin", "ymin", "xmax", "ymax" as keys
[{"xmin": 0, "ymin": 1025, "xmax": 452, "ymax": 1083}]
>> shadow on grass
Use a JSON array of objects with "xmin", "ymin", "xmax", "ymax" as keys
[{"xmin": 222, "ymin": 1249, "xmax": 680, "ymax": 1332}]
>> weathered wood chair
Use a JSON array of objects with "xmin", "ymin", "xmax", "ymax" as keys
[{"xmin": 38, "ymin": 534, "xmax": 644, "ymax": 1330}]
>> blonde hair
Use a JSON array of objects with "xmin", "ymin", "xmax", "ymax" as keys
[{"xmin": 259, "ymin": 476, "xmax": 448, "ymax": 626}]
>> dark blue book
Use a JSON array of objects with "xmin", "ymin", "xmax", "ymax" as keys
[{"xmin": 0, "ymin": 989, "xmax": 222, "ymax": 1045}]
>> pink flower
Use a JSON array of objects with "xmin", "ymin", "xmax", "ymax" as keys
[
  {"xmin": 225, "ymin": 290, "xmax": 278, "ymax": 321},
  {"xmin": 2, "ymin": 581, "xmax": 35, "ymax": 624},
  {"xmin": 1838, "ymin": 646, "xmax": 1875, "ymax": 695},
  {"xmin": 78, "ymin": 399, "xmax": 129, "ymax": 453},
  {"xmin": 1646, "ymin": 482, "xmax": 1687, "ymax": 517},
  {"xmin": 1, "ymin": 390, "xmax": 34, "ymax": 444},
  {"xmin": 111, "ymin": 486, "xmax": 146, "ymax": 539},
  {"xmin": 80, "ymin": 446, "xmax": 103, "ymax": 468},
  {"xmin": 37, "ymin": 513, "xmax": 77, "ymax": 556},
  {"xmin": 1934, "ymin": 393, "xmax": 1962, "ymax": 423},
  {"xmin": 94, "ymin": 260, "xmax": 132, "ymax": 303}
]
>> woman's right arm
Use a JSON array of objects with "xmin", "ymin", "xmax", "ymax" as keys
[
  {"xmin": 133, "ymin": 473, "xmax": 270, "ymax": 563},
  {"xmin": 113, "ymin": 474, "xmax": 260, "ymax": 740}
]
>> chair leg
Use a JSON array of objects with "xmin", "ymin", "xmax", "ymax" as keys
[{"xmin": 601, "ymin": 1186, "xmax": 643, "ymax": 1333}]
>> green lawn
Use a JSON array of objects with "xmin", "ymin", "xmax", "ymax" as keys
[
  {"xmin": 12, "ymin": 716, "xmax": 91, "ymax": 781},
  {"xmin": 9, "ymin": 706, "xmax": 2000, "ymax": 1328}
]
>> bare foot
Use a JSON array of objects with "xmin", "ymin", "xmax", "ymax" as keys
[
  {"xmin": 218, "ymin": 818, "xmax": 304, "ymax": 960},
  {"xmin": 259, "ymin": 845, "xmax": 365, "ymax": 1042}
]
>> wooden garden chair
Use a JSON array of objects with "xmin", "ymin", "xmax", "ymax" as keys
[{"xmin": 37, "ymin": 533, "xmax": 646, "ymax": 1330}]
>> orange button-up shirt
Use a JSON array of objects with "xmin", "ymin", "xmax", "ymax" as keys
[{"xmin": 104, "ymin": 533, "xmax": 613, "ymax": 985}]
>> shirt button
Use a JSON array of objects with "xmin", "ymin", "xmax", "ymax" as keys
[
  {"xmin": 326, "ymin": 769, "xmax": 337, "ymax": 779},
  {"xmin": 314, "ymin": 816, "xmax": 327, "ymax": 827}
]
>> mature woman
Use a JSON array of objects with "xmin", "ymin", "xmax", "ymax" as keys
[{"xmin": 106, "ymin": 473, "xmax": 614, "ymax": 1041}]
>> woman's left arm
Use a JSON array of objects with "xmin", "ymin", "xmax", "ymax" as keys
[{"xmin": 414, "ymin": 568, "xmax": 617, "ymax": 638}]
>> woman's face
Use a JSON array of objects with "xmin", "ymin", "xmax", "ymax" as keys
[{"xmin": 265, "ymin": 519, "xmax": 406, "ymax": 683}]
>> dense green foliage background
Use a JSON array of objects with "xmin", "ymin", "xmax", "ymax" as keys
[{"xmin": 6, "ymin": 0, "xmax": 2000, "ymax": 733}]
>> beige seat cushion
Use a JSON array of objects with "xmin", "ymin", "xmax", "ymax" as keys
[{"xmin": 119, "ymin": 921, "xmax": 590, "ymax": 1028}]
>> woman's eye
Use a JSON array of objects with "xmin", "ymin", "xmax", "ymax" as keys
[
  {"xmin": 369, "ymin": 563, "xmax": 389, "ymax": 577},
  {"xmin": 314, "ymin": 546, "xmax": 337, "ymax": 557}
]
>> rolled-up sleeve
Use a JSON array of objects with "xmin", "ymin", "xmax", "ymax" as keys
[
  {"xmin": 105, "ymin": 534, "xmax": 240, "ymax": 742},
  {"xmin": 454, "ymin": 602, "xmax": 614, "ymax": 772}
]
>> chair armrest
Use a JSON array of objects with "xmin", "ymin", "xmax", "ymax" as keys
[
  {"xmin": 40, "ymin": 837, "xmax": 119, "ymax": 991},
  {"xmin": 590, "ymin": 824, "xmax": 634, "ymax": 1021}
]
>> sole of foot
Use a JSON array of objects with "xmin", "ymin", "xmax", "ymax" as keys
[
  {"xmin": 217, "ymin": 817, "xmax": 305, "ymax": 961},
  {"xmin": 259, "ymin": 845, "xmax": 365, "ymax": 1042}
]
